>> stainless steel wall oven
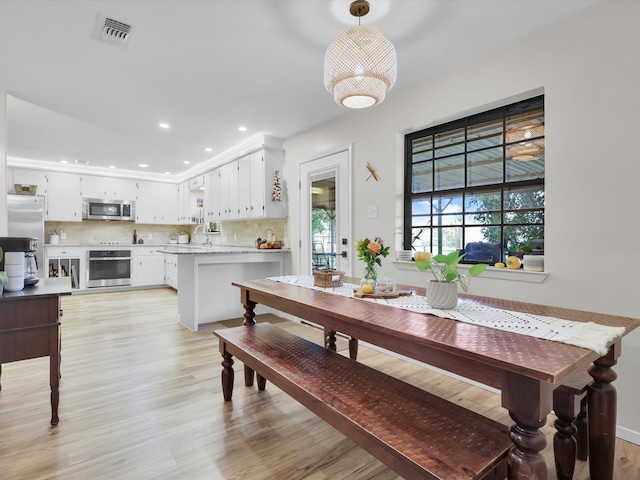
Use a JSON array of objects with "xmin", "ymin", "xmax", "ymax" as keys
[{"xmin": 87, "ymin": 249, "xmax": 132, "ymax": 287}]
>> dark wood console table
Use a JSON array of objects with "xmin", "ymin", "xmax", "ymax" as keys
[
  {"xmin": 232, "ymin": 277, "xmax": 639, "ymax": 480},
  {"xmin": 0, "ymin": 278, "xmax": 72, "ymax": 425}
]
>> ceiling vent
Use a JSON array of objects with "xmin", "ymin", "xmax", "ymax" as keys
[
  {"xmin": 95, "ymin": 13, "xmax": 136, "ymax": 48},
  {"xmin": 75, "ymin": 159, "xmax": 90, "ymax": 165}
]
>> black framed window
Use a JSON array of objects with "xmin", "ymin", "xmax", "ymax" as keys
[{"xmin": 404, "ymin": 95, "xmax": 544, "ymax": 264}]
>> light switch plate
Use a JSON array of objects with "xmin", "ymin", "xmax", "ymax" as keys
[{"xmin": 367, "ymin": 204, "xmax": 378, "ymax": 219}]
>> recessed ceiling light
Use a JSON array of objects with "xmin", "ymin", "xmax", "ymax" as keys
[
  {"xmin": 159, "ymin": 123, "xmax": 170, "ymax": 129},
  {"xmin": 205, "ymin": 147, "xmax": 213, "ymax": 152},
  {"xmin": 139, "ymin": 164, "xmax": 148, "ymax": 168},
  {"xmin": 238, "ymin": 126, "xmax": 248, "ymax": 132},
  {"xmin": 183, "ymin": 160, "xmax": 190, "ymax": 164},
  {"xmin": 109, "ymin": 165, "xmax": 116, "ymax": 169},
  {"xmin": 164, "ymin": 171, "xmax": 171, "ymax": 175},
  {"xmin": 60, "ymin": 160, "xmax": 68, "ymax": 164}
]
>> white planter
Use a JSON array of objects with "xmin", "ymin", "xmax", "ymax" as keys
[
  {"xmin": 50, "ymin": 234, "xmax": 60, "ymax": 245},
  {"xmin": 523, "ymin": 255, "xmax": 544, "ymax": 272},
  {"xmin": 426, "ymin": 281, "xmax": 459, "ymax": 309}
]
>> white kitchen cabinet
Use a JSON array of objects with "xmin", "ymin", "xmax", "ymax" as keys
[
  {"xmin": 237, "ymin": 149, "xmax": 285, "ymax": 220},
  {"xmin": 227, "ymin": 160, "xmax": 240, "ymax": 220},
  {"xmin": 213, "ymin": 163, "xmax": 230, "ymax": 221},
  {"xmin": 164, "ymin": 254, "xmax": 178, "ymax": 289},
  {"xmin": 81, "ymin": 175, "xmax": 137, "ymax": 200},
  {"xmin": 134, "ymin": 247, "xmax": 166, "ymax": 286},
  {"xmin": 10, "ymin": 168, "xmax": 48, "ymax": 196},
  {"xmin": 46, "ymin": 246, "xmax": 85, "ymax": 289},
  {"xmin": 46, "ymin": 172, "xmax": 82, "ymax": 222},
  {"xmin": 203, "ymin": 170, "xmax": 217, "ymax": 224},
  {"xmin": 136, "ymin": 181, "xmax": 179, "ymax": 224}
]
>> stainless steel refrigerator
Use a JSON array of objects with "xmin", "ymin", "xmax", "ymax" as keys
[{"xmin": 7, "ymin": 194, "xmax": 46, "ymax": 278}]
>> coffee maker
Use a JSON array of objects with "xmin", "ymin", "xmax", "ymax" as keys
[{"xmin": 0, "ymin": 237, "xmax": 40, "ymax": 285}]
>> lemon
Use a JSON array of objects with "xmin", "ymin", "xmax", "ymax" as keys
[
  {"xmin": 494, "ymin": 262, "xmax": 505, "ymax": 268},
  {"xmin": 506, "ymin": 256, "xmax": 521, "ymax": 269},
  {"xmin": 414, "ymin": 251, "xmax": 431, "ymax": 262},
  {"xmin": 361, "ymin": 284, "xmax": 374, "ymax": 294}
]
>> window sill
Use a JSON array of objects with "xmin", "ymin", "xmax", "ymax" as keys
[{"xmin": 392, "ymin": 260, "xmax": 548, "ymax": 284}]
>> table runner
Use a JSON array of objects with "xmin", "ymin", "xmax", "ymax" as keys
[{"xmin": 268, "ymin": 275, "xmax": 624, "ymax": 355}]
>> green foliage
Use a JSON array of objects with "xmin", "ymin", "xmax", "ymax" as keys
[
  {"xmin": 414, "ymin": 251, "xmax": 488, "ymax": 292},
  {"xmin": 0, "ymin": 246, "xmax": 7, "ymax": 285},
  {"xmin": 469, "ymin": 188, "xmax": 544, "ymax": 254}
]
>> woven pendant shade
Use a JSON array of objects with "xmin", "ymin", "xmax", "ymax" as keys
[
  {"xmin": 324, "ymin": 25, "xmax": 397, "ymax": 109},
  {"xmin": 506, "ymin": 122, "xmax": 545, "ymax": 161}
]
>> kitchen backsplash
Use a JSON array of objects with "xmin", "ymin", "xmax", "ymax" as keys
[{"xmin": 46, "ymin": 218, "xmax": 288, "ymax": 247}]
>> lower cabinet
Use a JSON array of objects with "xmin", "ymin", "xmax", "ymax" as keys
[
  {"xmin": 134, "ymin": 248, "xmax": 166, "ymax": 286},
  {"xmin": 164, "ymin": 254, "xmax": 178, "ymax": 290},
  {"xmin": 46, "ymin": 246, "xmax": 84, "ymax": 289}
]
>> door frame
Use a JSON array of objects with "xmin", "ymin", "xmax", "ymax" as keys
[{"xmin": 299, "ymin": 145, "xmax": 353, "ymax": 276}]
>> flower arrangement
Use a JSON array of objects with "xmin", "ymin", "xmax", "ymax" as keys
[
  {"xmin": 355, "ymin": 237, "xmax": 390, "ymax": 282},
  {"xmin": 414, "ymin": 251, "xmax": 488, "ymax": 292}
]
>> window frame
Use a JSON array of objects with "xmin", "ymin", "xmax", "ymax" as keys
[{"xmin": 403, "ymin": 95, "xmax": 545, "ymax": 264}]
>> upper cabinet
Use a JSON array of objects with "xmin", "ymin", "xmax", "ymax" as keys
[
  {"xmin": 136, "ymin": 181, "xmax": 179, "ymax": 224},
  {"xmin": 10, "ymin": 168, "xmax": 48, "ymax": 196},
  {"xmin": 81, "ymin": 175, "xmax": 137, "ymax": 200},
  {"xmin": 207, "ymin": 148, "xmax": 284, "ymax": 222},
  {"xmin": 46, "ymin": 172, "xmax": 82, "ymax": 222}
]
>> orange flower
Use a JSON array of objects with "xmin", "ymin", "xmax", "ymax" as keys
[{"xmin": 367, "ymin": 242, "xmax": 381, "ymax": 255}]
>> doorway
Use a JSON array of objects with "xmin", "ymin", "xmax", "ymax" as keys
[{"xmin": 299, "ymin": 148, "xmax": 352, "ymax": 276}]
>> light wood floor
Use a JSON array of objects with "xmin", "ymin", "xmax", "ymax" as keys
[{"xmin": 1, "ymin": 288, "xmax": 638, "ymax": 479}]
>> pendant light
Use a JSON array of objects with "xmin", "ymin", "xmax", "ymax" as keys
[{"xmin": 324, "ymin": 0, "xmax": 397, "ymax": 109}]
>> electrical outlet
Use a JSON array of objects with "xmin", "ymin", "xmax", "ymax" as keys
[
  {"xmin": 60, "ymin": 232, "xmax": 67, "ymax": 240},
  {"xmin": 367, "ymin": 204, "xmax": 378, "ymax": 219},
  {"xmin": 147, "ymin": 233, "xmax": 153, "ymax": 240}
]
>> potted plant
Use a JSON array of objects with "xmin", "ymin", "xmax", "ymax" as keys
[
  {"xmin": 0, "ymin": 247, "xmax": 8, "ymax": 295},
  {"xmin": 414, "ymin": 251, "xmax": 488, "ymax": 309}
]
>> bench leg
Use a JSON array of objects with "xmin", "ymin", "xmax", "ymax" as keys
[
  {"xmin": 244, "ymin": 365, "xmax": 254, "ymax": 387},
  {"xmin": 575, "ymin": 396, "xmax": 589, "ymax": 461},
  {"xmin": 553, "ymin": 387, "xmax": 581, "ymax": 479},
  {"xmin": 257, "ymin": 373, "xmax": 266, "ymax": 391},
  {"xmin": 349, "ymin": 337, "xmax": 358, "ymax": 360},
  {"xmin": 221, "ymin": 351, "xmax": 235, "ymax": 401}
]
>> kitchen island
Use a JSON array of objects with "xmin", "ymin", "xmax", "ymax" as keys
[
  {"xmin": 0, "ymin": 277, "xmax": 72, "ymax": 425},
  {"xmin": 158, "ymin": 245, "xmax": 288, "ymax": 331}
]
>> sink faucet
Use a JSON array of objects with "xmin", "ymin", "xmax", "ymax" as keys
[{"xmin": 193, "ymin": 224, "xmax": 212, "ymax": 246}]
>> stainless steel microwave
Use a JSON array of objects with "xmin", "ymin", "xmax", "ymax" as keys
[{"xmin": 82, "ymin": 198, "xmax": 135, "ymax": 221}]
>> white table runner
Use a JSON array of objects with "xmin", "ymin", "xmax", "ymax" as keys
[{"xmin": 268, "ymin": 275, "xmax": 624, "ymax": 355}]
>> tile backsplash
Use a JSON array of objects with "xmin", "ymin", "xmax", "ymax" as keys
[{"xmin": 46, "ymin": 218, "xmax": 288, "ymax": 247}]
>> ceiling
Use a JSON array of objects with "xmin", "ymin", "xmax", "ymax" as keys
[{"xmin": 0, "ymin": 0, "xmax": 597, "ymax": 181}]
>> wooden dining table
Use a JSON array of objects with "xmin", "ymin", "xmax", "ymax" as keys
[{"xmin": 232, "ymin": 277, "xmax": 639, "ymax": 480}]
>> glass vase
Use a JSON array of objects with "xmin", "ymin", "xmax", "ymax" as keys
[{"xmin": 360, "ymin": 260, "xmax": 378, "ymax": 291}]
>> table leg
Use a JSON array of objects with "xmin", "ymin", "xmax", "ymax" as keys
[
  {"xmin": 221, "ymin": 351, "xmax": 235, "ymax": 401},
  {"xmin": 588, "ymin": 351, "xmax": 618, "ymax": 480},
  {"xmin": 241, "ymin": 289, "xmax": 257, "ymax": 385},
  {"xmin": 503, "ymin": 373, "xmax": 552, "ymax": 480},
  {"xmin": 325, "ymin": 328, "xmax": 337, "ymax": 352}
]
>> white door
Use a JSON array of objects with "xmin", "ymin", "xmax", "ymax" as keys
[{"xmin": 299, "ymin": 148, "xmax": 352, "ymax": 276}]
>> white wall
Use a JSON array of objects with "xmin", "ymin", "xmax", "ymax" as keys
[
  {"xmin": 284, "ymin": 1, "xmax": 640, "ymax": 442},
  {"xmin": 1, "ymin": 83, "xmax": 7, "ymax": 235}
]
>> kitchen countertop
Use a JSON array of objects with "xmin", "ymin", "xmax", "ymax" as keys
[
  {"xmin": 0, "ymin": 277, "xmax": 72, "ymax": 300},
  {"xmin": 157, "ymin": 245, "xmax": 290, "ymax": 255}
]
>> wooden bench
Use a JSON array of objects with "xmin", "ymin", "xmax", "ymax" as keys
[{"xmin": 214, "ymin": 323, "xmax": 511, "ymax": 480}]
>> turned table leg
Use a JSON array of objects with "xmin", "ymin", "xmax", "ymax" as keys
[
  {"xmin": 348, "ymin": 337, "xmax": 358, "ymax": 360},
  {"xmin": 553, "ymin": 386, "xmax": 582, "ymax": 479},
  {"xmin": 588, "ymin": 350, "xmax": 618, "ymax": 480},
  {"xmin": 325, "ymin": 328, "xmax": 337, "ymax": 352},
  {"xmin": 241, "ymin": 290, "xmax": 257, "ymax": 385},
  {"xmin": 504, "ymin": 373, "xmax": 552, "ymax": 480}
]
